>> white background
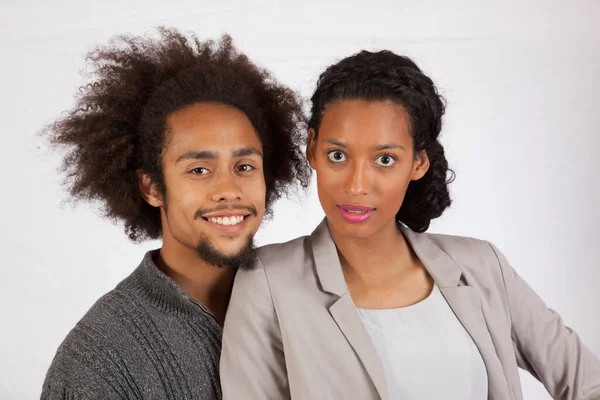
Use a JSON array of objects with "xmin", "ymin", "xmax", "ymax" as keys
[{"xmin": 1, "ymin": 0, "xmax": 599, "ymax": 398}]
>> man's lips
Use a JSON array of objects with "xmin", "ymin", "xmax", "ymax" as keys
[
  {"xmin": 194, "ymin": 205, "xmax": 257, "ymax": 230},
  {"xmin": 201, "ymin": 211, "xmax": 251, "ymax": 219},
  {"xmin": 204, "ymin": 214, "xmax": 248, "ymax": 228},
  {"xmin": 194, "ymin": 205, "xmax": 257, "ymax": 220}
]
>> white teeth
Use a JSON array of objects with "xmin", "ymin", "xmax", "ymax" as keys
[
  {"xmin": 346, "ymin": 210, "xmax": 367, "ymax": 214},
  {"xmin": 208, "ymin": 215, "xmax": 244, "ymax": 226}
]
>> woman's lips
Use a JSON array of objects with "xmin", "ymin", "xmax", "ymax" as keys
[{"xmin": 338, "ymin": 204, "xmax": 374, "ymax": 223}]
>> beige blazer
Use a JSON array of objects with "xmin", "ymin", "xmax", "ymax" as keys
[{"xmin": 221, "ymin": 219, "xmax": 600, "ymax": 399}]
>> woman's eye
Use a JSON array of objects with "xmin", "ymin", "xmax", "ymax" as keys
[
  {"xmin": 375, "ymin": 154, "xmax": 396, "ymax": 167},
  {"xmin": 327, "ymin": 151, "xmax": 347, "ymax": 163},
  {"xmin": 190, "ymin": 167, "xmax": 209, "ymax": 174},
  {"xmin": 237, "ymin": 164, "xmax": 255, "ymax": 172}
]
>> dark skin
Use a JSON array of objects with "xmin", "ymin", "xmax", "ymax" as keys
[
  {"xmin": 139, "ymin": 103, "xmax": 266, "ymax": 325},
  {"xmin": 308, "ymin": 99, "xmax": 433, "ymax": 309}
]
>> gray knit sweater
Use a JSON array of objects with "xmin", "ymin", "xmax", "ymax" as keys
[{"xmin": 41, "ymin": 250, "xmax": 223, "ymax": 399}]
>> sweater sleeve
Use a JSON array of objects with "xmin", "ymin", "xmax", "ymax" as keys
[
  {"xmin": 40, "ymin": 325, "xmax": 137, "ymax": 400},
  {"xmin": 41, "ymin": 380, "xmax": 90, "ymax": 400}
]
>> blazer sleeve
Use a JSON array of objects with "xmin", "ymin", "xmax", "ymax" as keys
[
  {"xmin": 220, "ymin": 257, "xmax": 291, "ymax": 400},
  {"xmin": 489, "ymin": 242, "xmax": 600, "ymax": 399}
]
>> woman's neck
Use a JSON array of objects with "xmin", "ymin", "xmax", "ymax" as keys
[
  {"xmin": 327, "ymin": 218, "xmax": 433, "ymax": 309},
  {"xmin": 328, "ymin": 219, "xmax": 413, "ymax": 283}
]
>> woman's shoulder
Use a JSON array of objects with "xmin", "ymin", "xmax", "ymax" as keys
[
  {"xmin": 423, "ymin": 231, "xmax": 494, "ymax": 255},
  {"xmin": 233, "ymin": 235, "xmax": 311, "ymax": 283},
  {"xmin": 258, "ymin": 234, "xmax": 311, "ymax": 267},
  {"xmin": 418, "ymin": 230, "xmax": 507, "ymax": 284}
]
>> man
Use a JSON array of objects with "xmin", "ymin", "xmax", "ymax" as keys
[{"xmin": 41, "ymin": 27, "xmax": 309, "ymax": 399}]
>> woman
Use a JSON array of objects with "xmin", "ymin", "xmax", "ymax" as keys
[{"xmin": 220, "ymin": 50, "xmax": 600, "ymax": 400}]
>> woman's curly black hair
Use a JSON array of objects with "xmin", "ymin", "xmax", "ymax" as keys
[
  {"xmin": 45, "ymin": 27, "xmax": 310, "ymax": 242},
  {"xmin": 308, "ymin": 50, "xmax": 454, "ymax": 232}
]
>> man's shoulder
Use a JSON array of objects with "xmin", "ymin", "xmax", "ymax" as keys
[
  {"xmin": 49, "ymin": 284, "xmax": 144, "ymax": 357},
  {"xmin": 41, "ymin": 287, "xmax": 142, "ymax": 398},
  {"xmin": 42, "ymin": 252, "xmax": 224, "ymax": 398},
  {"xmin": 41, "ymin": 284, "xmax": 219, "ymax": 398}
]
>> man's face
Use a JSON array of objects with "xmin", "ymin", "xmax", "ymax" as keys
[{"xmin": 149, "ymin": 103, "xmax": 266, "ymax": 268}]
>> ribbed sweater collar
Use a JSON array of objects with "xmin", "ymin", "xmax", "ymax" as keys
[{"xmin": 117, "ymin": 250, "xmax": 220, "ymax": 325}]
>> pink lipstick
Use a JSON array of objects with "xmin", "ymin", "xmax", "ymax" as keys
[{"xmin": 338, "ymin": 204, "xmax": 374, "ymax": 223}]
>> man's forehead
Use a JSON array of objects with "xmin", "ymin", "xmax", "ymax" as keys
[{"xmin": 165, "ymin": 122, "xmax": 263, "ymax": 160}]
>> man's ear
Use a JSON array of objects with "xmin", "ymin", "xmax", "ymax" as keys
[
  {"xmin": 137, "ymin": 171, "xmax": 163, "ymax": 208},
  {"xmin": 306, "ymin": 128, "xmax": 317, "ymax": 169}
]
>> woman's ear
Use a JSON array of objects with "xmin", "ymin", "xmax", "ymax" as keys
[
  {"xmin": 306, "ymin": 128, "xmax": 318, "ymax": 169},
  {"xmin": 410, "ymin": 150, "xmax": 430, "ymax": 181}
]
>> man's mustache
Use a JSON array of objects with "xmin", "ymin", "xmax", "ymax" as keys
[{"xmin": 194, "ymin": 205, "xmax": 258, "ymax": 220}]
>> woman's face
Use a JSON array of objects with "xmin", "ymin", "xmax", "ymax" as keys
[{"xmin": 308, "ymin": 99, "xmax": 429, "ymax": 240}]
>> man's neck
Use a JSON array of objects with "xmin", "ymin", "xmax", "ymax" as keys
[{"xmin": 156, "ymin": 241, "xmax": 235, "ymax": 326}]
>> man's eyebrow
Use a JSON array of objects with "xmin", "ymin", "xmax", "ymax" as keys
[
  {"xmin": 175, "ymin": 151, "xmax": 218, "ymax": 163},
  {"xmin": 233, "ymin": 147, "xmax": 263, "ymax": 158}
]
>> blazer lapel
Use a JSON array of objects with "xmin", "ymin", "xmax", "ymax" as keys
[
  {"xmin": 402, "ymin": 226, "xmax": 514, "ymax": 400},
  {"xmin": 441, "ymin": 286, "xmax": 513, "ymax": 399},
  {"xmin": 329, "ymin": 294, "xmax": 389, "ymax": 400},
  {"xmin": 311, "ymin": 219, "xmax": 389, "ymax": 400}
]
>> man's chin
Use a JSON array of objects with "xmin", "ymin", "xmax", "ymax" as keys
[{"xmin": 195, "ymin": 234, "xmax": 257, "ymax": 270}]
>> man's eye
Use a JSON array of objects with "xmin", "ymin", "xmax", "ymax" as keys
[
  {"xmin": 190, "ymin": 167, "xmax": 209, "ymax": 174},
  {"xmin": 327, "ymin": 151, "xmax": 347, "ymax": 163},
  {"xmin": 237, "ymin": 164, "xmax": 255, "ymax": 172}
]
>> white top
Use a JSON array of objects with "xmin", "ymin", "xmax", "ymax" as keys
[{"xmin": 357, "ymin": 285, "xmax": 488, "ymax": 400}]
